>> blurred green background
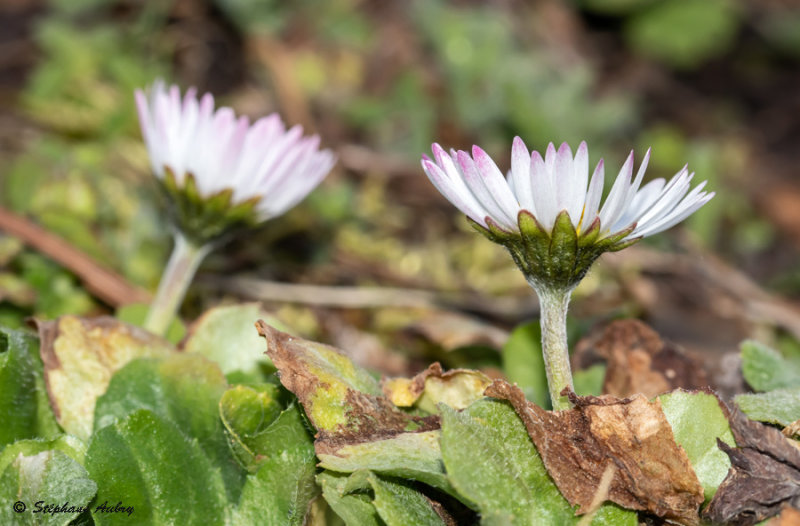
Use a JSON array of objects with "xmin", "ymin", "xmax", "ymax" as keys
[{"xmin": 0, "ymin": 0, "xmax": 798, "ymax": 374}]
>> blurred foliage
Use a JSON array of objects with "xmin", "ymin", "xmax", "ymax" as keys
[{"xmin": 625, "ymin": 0, "xmax": 740, "ymax": 69}]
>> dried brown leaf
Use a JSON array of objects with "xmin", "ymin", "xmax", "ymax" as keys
[
  {"xmin": 485, "ymin": 379, "xmax": 704, "ymax": 525},
  {"xmin": 784, "ymin": 420, "xmax": 800, "ymax": 442},
  {"xmin": 256, "ymin": 321, "xmax": 438, "ymax": 456},
  {"xmin": 704, "ymin": 408, "xmax": 800, "ymax": 525},
  {"xmin": 589, "ymin": 320, "xmax": 708, "ymax": 398},
  {"xmin": 769, "ymin": 507, "xmax": 800, "ymax": 526},
  {"xmin": 35, "ymin": 315, "xmax": 175, "ymax": 440}
]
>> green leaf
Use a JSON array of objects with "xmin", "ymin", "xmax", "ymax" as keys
[
  {"xmin": 219, "ymin": 383, "xmax": 284, "ymax": 472},
  {"xmin": 93, "ymin": 354, "xmax": 244, "ymax": 500},
  {"xmin": 317, "ymin": 431, "xmax": 455, "ymax": 496},
  {"xmin": 0, "ymin": 444, "xmax": 97, "ymax": 526},
  {"xmin": 0, "ymin": 327, "xmax": 60, "ymax": 447},
  {"xmin": 365, "ymin": 472, "xmax": 447, "ymax": 526},
  {"xmin": 320, "ymin": 470, "xmax": 446, "ymax": 526},
  {"xmin": 116, "ymin": 303, "xmax": 186, "ymax": 345},
  {"xmin": 573, "ymin": 364, "xmax": 606, "ymax": 397},
  {"xmin": 318, "ymin": 471, "xmax": 382, "ymax": 526},
  {"xmin": 741, "ymin": 339, "xmax": 800, "ymax": 392},
  {"xmin": 439, "ymin": 399, "xmax": 636, "ymax": 525},
  {"xmin": 232, "ymin": 406, "xmax": 319, "ymax": 526},
  {"xmin": 0, "ymin": 436, "xmax": 87, "ymax": 473},
  {"xmin": 501, "ymin": 321, "xmax": 548, "ymax": 408},
  {"xmin": 735, "ymin": 387, "xmax": 800, "ymax": 427},
  {"xmin": 86, "ymin": 410, "xmax": 228, "ymax": 525},
  {"xmin": 36, "ymin": 316, "xmax": 175, "ymax": 441},
  {"xmin": 659, "ymin": 390, "xmax": 735, "ymax": 502},
  {"xmin": 183, "ymin": 303, "xmax": 288, "ymax": 379}
]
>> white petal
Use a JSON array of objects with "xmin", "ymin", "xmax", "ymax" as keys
[
  {"xmin": 544, "ymin": 143, "xmax": 557, "ymax": 176},
  {"xmin": 553, "ymin": 142, "xmax": 573, "ymax": 215},
  {"xmin": 422, "ymin": 159, "xmax": 488, "ymax": 225},
  {"xmin": 633, "ymin": 191, "xmax": 714, "ymax": 238},
  {"xmin": 612, "ymin": 177, "xmax": 666, "ymax": 230},
  {"xmin": 458, "ymin": 150, "xmax": 517, "ymax": 230},
  {"xmin": 567, "ymin": 141, "xmax": 588, "ymax": 226},
  {"xmin": 531, "ymin": 150, "xmax": 559, "ymax": 231},
  {"xmin": 635, "ymin": 168, "xmax": 692, "ymax": 228},
  {"xmin": 580, "ymin": 159, "xmax": 605, "ymax": 231},
  {"xmin": 598, "ymin": 152, "xmax": 634, "ymax": 230},
  {"xmin": 472, "ymin": 145, "xmax": 521, "ymax": 224},
  {"xmin": 510, "ymin": 136, "xmax": 535, "ymax": 214}
]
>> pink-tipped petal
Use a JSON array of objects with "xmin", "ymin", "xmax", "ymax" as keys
[
  {"xmin": 134, "ymin": 80, "xmax": 334, "ymax": 222},
  {"xmin": 472, "ymin": 145, "xmax": 521, "ymax": 224}
]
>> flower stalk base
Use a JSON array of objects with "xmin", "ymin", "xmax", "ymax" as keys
[
  {"xmin": 144, "ymin": 233, "xmax": 210, "ymax": 336},
  {"xmin": 535, "ymin": 284, "xmax": 575, "ymax": 411}
]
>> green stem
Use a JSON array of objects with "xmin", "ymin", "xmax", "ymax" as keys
[
  {"xmin": 534, "ymin": 284, "xmax": 575, "ymax": 411},
  {"xmin": 144, "ymin": 233, "xmax": 210, "ymax": 336}
]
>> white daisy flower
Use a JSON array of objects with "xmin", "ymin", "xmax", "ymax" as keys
[
  {"xmin": 135, "ymin": 80, "xmax": 336, "ymax": 231},
  {"xmin": 136, "ymin": 80, "xmax": 335, "ymax": 336},
  {"xmin": 421, "ymin": 137, "xmax": 713, "ymax": 244},
  {"xmin": 421, "ymin": 137, "xmax": 714, "ymax": 410}
]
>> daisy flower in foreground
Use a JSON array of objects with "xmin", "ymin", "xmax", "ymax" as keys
[
  {"xmin": 421, "ymin": 138, "xmax": 713, "ymax": 409},
  {"xmin": 136, "ymin": 80, "xmax": 335, "ymax": 335}
]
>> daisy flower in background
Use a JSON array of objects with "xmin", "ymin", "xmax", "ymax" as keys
[
  {"xmin": 136, "ymin": 80, "xmax": 335, "ymax": 336},
  {"xmin": 421, "ymin": 138, "xmax": 713, "ymax": 410}
]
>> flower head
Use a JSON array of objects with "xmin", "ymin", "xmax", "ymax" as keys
[
  {"xmin": 136, "ymin": 80, "xmax": 335, "ymax": 243},
  {"xmin": 421, "ymin": 138, "xmax": 713, "ymax": 289}
]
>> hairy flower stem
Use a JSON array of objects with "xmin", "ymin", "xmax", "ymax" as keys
[
  {"xmin": 144, "ymin": 233, "xmax": 210, "ymax": 336},
  {"xmin": 534, "ymin": 284, "xmax": 575, "ymax": 411}
]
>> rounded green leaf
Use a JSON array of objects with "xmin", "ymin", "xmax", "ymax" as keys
[
  {"xmin": 86, "ymin": 410, "xmax": 228, "ymax": 525},
  {"xmin": 741, "ymin": 340, "xmax": 800, "ymax": 392},
  {"xmin": 219, "ymin": 384, "xmax": 288, "ymax": 472},
  {"xmin": 440, "ymin": 399, "xmax": 636, "ymax": 524},
  {"xmin": 232, "ymin": 406, "xmax": 319, "ymax": 526},
  {"xmin": 0, "ymin": 327, "xmax": 60, "ymax": 447},
  {"xmin": 183, "ymin": 303, "xmax": 287, "ymax": 379},
  {"xmin": 318, "ymin": 471, "xmax": 382, "ymax": 526},
  {"xmin": 93, "ymin": 354, "xmax": 244, "ymax": 501},
  {"xmin": 735, "ymin": 387, "xmax": 800, "ymax": 427},
  {"xmin": 0, "ymin": 445, "xmax": 97, "ymax": 526},
  {"xmin": 658, "ymin": 390, "xmax": 735, "ymax": 502}
]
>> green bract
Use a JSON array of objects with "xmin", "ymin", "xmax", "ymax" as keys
[
  {"xmin": 159, "ymin": 169, "xmax": 261, "ymax": 246},
  {"xmin": 470, "ymin": 210, "xmax": 639, "ymax": 290}
]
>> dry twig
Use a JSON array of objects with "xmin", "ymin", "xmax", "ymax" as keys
[{"xmin": 0, "ymin": 207, "xmax": 150, "ymax": 307}]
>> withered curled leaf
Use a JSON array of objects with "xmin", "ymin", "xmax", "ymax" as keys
[
  {"xmin": 381, "ymin": 362, "xmax": 491, "ymax": 413},
  {"xmin": 704, "ymin": 408, "xmax": 800, "ymax": 526},
  {"xmin": 256, "ymin": 321, "xmax": 438, "ymax": 452},
  {"xmin": 485, "ymin": 379, "xmax": 704, "ymax": 525},
  {"xmin": 36, "ymin": 316, "xmax": 175, "ymax": 440}
]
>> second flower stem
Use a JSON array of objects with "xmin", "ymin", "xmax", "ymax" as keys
[
  {"xmin": 536, "ymin": 284, "xmax": 575, "ymax": 411},
  {"xmin": 144, "ymin": 233, "xmax": 210, "ymax": 336}
]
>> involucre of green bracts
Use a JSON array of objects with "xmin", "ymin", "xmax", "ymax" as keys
[
  {"xmin": 159, "ymin": 168, "xmax": 262, "ymax": 245},
  {"xmin": 470, "ymin": 210, "xmax": 642, "ymax": 289}
]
